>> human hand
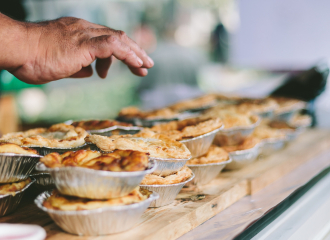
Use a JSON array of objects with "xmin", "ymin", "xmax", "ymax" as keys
[{"xmin": 2, "ymin": 16, "xmax": 154, "ymax": 84}]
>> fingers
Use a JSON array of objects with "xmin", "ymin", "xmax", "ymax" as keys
[
  {"xmin": 96, "ymin": 56, "xmax": 112, "ymax": 78},
  {"xmin": 129, "ymin": 67, "xmax": 148, "ymax": 77},
  {"xmin": 87, "ymin": 35, "xmax": 143, "ymax": 69},
  {"xmin": 70, "ymin": 65, "xmax": 93, "ymax": 78},
  {"xmin": 86, "ymin": 28, "xmax": 154, "ymax": 69}
]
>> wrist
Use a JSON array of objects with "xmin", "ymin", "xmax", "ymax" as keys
[{"xmin": 0, "ymin": 14, "xmax": 31, "ymax": 71}]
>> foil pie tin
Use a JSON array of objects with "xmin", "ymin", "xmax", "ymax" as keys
[
  {"xmin": 0, "ymin": 178, "xmax": 35, "ymax": 217},
  {"xmin": 28, "ymin": 144, "xmax": 89, "ymax": 156},
  {"xmin": 29, "ymin": 173, "xmax": 55, "ymax": 190},
  {"xmin": 258, "ymin": 109, "xmax": 274, "ymax": 119},
  {"xmin": 35, "ymin": 190, "xmax": 159, "ymax": 236},
  {"xmin": 0, "ymin": 153, "xmax": 42, "ymax": 183},
  {"xmin": 213, "ymin": 117, "xmax": 261, "ymax": 146},
  {"xmin": 273, "ymin": 102, "xmax": 305, "ymax": 122},
  {"xmin": 180, "ymin": 126, "xmax": 224, "ymax": 158},
  {"xmin": 260, "ymin": 138, "xmax": 287, "ymax": 156},
  {"xmin": 140, "ymin": 173, "xmax": 195, "ymax": 207},
  {"xmin": 35, "ymin": 159, "xmax": 157, "ymax": 199},
  {"xmin": 187, "ymin": 158, "xmax": 232, "ymax": 186},
  {"xmin": 225, "ymin": 143, "xmax": 261, "ymax": 170},
  {"xmin": 150, "ymin": 157, "xmax": 190, "ymax": 177}
]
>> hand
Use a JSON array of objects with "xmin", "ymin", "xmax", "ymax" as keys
[{"xmin": 1, "ymin": 15, "xmax": 154, "ymax": 84}]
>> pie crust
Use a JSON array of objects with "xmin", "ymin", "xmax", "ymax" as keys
[
  {"xmin": 253, "ymin": 125, "xmax": 287, "ymax": 140},
  {"xmin": 187, "ymin": 145, "xmax": 229, "ymax": 164},
  {"xmin": 118, "ymin": 106, "xmax": 178, "ymax": 120},
  {"xmin": 43, "ymin": 187, "xmax": 151, "ymax": 211},
  {"xmin": 222, "ymin": 137, "xmax": 260, "ymax": 152},
  {"xmin": 141, "ymin": 166, "xmax": 192, "ymax": 185},
  {"xmin": 0, "ymin": 178, "xmax": 31, "ymax": 196},
  {"xmin": 150, "ymin": 117, "xmax": 223, "ymax": 140},
  {"xmin": 71, "ymin": 120, "xmax": 132, "ymax": 130},
  {"xmin": 235, "ymin": 98, "xmax": 278, "ymax": 114},
  {"xmin": 270, "ymin": 97, "xmax": 306, "ymax": 113},
  {"xmin": 0, "ymin": 124, "xmax": 88, "ymax": 148},
  {"xmin": 40, "ymin": 150, "xmax": 149, "ymax": 172},
  {"xmin": 168, "ymin": 95, "xmax": 217, "ymax": 112},
  {"xmin": 0, "ymin": 143, "xmax": 38, "ymax": 155},
  {"xmin": 85, "ymin": 133, "xmax": 191, "ymax": 159}
]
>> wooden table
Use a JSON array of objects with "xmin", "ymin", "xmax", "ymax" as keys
[{"xmin": 2, "ymin": 129, "xmax": 330, "ymax": 240}]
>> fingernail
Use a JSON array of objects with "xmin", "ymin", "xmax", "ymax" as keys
[
  {"xmin": 142, "ymin": 68, "xmax": 148, "ymax": 75},
  {"xmin": 148, "ymin": 56, "xmax": 154, "ymax": 66},
  {"xmin": 137, "ymin": 57, "xmax": 143, "ymax": 66}
]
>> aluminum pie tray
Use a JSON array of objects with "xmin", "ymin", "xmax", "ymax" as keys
[
  {"xmin": 187, "ymin": 158, "xmax": 232, "ymax": 186},
  {"xmin": 225, "ymin": 143, "xmax": 261, "ymax": 170},
  {"xmin": 258, "ymin": 109, "xmax": 274, "ymax": 119},
  {"xmin": 29, "ymin": 173, "xmax": 55, "ymax": 190},
  {"xmin": 260, "ymin": 137, "xmax": 287, "ymax": 156},
  {"xmin": 35, "ymin": 190, "xmax": 159, "ymax": 236},
  {"xmin": 0, "ymin": 178, "xmax": 35, "ymax": 217},
  {"xmin": 213, "ymin": 116, "xmax": 261, "ymax": 146},
  {"xmin": 180, "ymin": 126, "xmax": 224, "ymax": 158},
  {"xmin": 140, "ymin": 173, "xmax": 195, "ymax": 208},
  {"xmin": 27, "ymin": 143, "xmax": 89, "ymax": 156},
  {"xmin": 88, "ymin": 126, "xmax": 143, "ymax": 137},
  {"xmin": 116, "ymin": 112, "xmax": 200, "ymax": 127},
  {"xmin": 273, "ymin": 103, "xmax": 305, "ymax": 122},
  {"xmin": 150, "ymin": 156, "xmax": 190, "ymax": 177},
  {"xmin": 282, "ymin": 127, "xmax": 304, "ymax": 142},
  {"xmin": 35, "ymin": 159, "xmax": 157, "ymax": 199},
  {"xmin": 0, "ymin": 153, "xmax": 42, "ymax": 183}
]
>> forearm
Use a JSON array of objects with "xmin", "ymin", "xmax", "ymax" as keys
[{"xmin": 0, "ymin": 13, "xmax": 29, "ymax": 71}]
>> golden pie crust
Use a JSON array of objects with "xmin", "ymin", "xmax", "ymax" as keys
[
  {"xmin": 0, "ymin": 143, "xmax": 38, "ymax": 155},
  {"xmin": 43, "ymin": 188, "xmax": 151, "ymax": 211},
  {"xmin": 0, "ymin": 124, "xmax": 88, "ymax": 148},
  {"xmin": 168, "ymin": 95, "xmax": 217, "ymax": 112},
  {"xmin": 290, "ymin": 114, "xmax": 312, "ymax": 127},
  {"xmin": 141, "ymin": 166, "xmax": 192, "ymax": 185},
  {"xmin": 187, "ymin": 145, "xmax": 229, "ymax": 164},
  {"xmin": 85, "ymin": 133, "xmax": 191, "ymax": 159},
  {"xmin": 0, "ymin": 178, "xmax": 31, "ymax": 196},
  {"xmin": 253, "ymin": 125, "xmax": 287, "ymax": 140},
  {"xmin": 118, "ymin": 106, "xmax": 178, "ymax": 120},
  {"xmin": 40, "ymin": 150, "xmax": 149, "ymax": 172},
  {"xmin": 222, "ymin": 137, "xmax": 260, "ymax": 152},
  {"xmin": 235, "ymin": 98, "xmax": 278, "ymax": 114},
  {"xmin": 150, "ymin": 117, "xmax": 223, "ymax": 140},
  {"xmin": 71, "ymin": 120, "xmax": 132, "ymax": 130},
  {"xmin": 268, "ymin": 120, "xmax": 295, "ymax": 131},
  {"xmin": 270, "ymin": 97, "xmax": 306, "ymax": 113}
]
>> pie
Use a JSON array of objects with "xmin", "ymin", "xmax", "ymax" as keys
[
  {"xmin": 85, "ymin": 133, "xmax": 191, "ymax": 159},
  {"xmin": 235, "ymin": 98, "xmax": 278, "ymax": 114},
  {"xmin": 0, "ymin": 178, "xmax": 31, "ymax": 196},
  {"xmin": 268, "ymin": 120, "xmax": 295, "ymax": 131},
  {"xmin": 290, "ymin": 114, "xmax": 312, "ymax": 127},
  {"xmin": 43, "ymin": 187, "xmax": 151, "ymax": 211},
  {"xmin": 252, "ymin": 125, "xmax": 287, "ymax": 140},
  {"xmin": 270, "ymin": 97, "xmax": 306, "ymax": 113},
  {"xmin": 118, "ymin": 106, "xmax": 179, "ymax": 120},
  {"xmin": 0, "ymin": 143, "xmax": 38, "ymax": 155},
  {"xmin": 141, "ymin": 166, "xmax": 192, "ymax": 185},
  {"xmin": 168, "ymin": 95, "xmax": 218, "ymax": 112},
  {"xmin": 203, "ymin": 107, "xmax": 258, "ymax": 129},
  {"xmin": 150, "ymin": 117, "xmax": 223, "ymax": 140},
  {"xmin": 0, "ymin": 123, "xmax": 88, "ymax": 148},
  {"xmin": 221, "ymin": 137, "xmax": 260, "ymax": 152},
  {"xmin": 71, "ymin": 120, "xmax": 132, "ymax": 130},
  {"xmin": 187, "ymin": 145, "xmax": 229, "ymax": 164},
  {"xmin": 40, "ymin": 150, "xmax": 149, "ymax": 172}
]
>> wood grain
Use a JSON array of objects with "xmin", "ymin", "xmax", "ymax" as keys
[{"xmin": 1, "ymin": 129, "xmax": 330, "ymax": 240}]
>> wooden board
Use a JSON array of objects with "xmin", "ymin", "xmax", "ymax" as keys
[{"xmin": 2, "ymin": 129, "xmax": 330, "ymax": 240}]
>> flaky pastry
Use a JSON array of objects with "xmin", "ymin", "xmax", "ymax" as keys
[
  {"xmin": 0, "ymin": 178, "xmax": 31, "ymax": 196},
  {"xmin": 40, "ymin": 150, "xmax": 149, "ymax": 172},
  {"xmin": 268, "ymin": 120, "xmax": 295, "ymax": 131},
  {"xmin": 141, "ymin": 166, "xmax": 192, "ymax": 185},
  {"xmin": 222, "ymin": 137, "xmax": 260, "ymax": 152},
  {"xmin": 290, "ymin": 114, "xmax": 312, "ymax": 127},
  {"xmin": 43, "ymin": 188, "xmax": 151, "ymax": 211},
  {"xmin": 85, "ymin": 133, "xmax": 191, "ymax": 159},
  {"xmin": 235, "ymin": 98, "xmax": 278, "ymax": 114},
  {"xmin": 0, "ymin": 124, "xmax": 88, "ymax": 148},
  {"xmin": 150, "ymin": 117, "xmax": 223, "ymax": 140},
  {"xmin": 168, "ymin": 95, "xmax": 217, "ymax": 112},
  {"xmin": 118, "ymin": 106, "xmax": 178, "ymax": 120},
  {"xmin": 0, "ymin": 143, "xmax": 38, "ymax": 155},
  {"xmin": 270, "ymin": 97, "xmax": 306, "ymax": 113},
  {"xmin": 71, "ymin": 120, "xmax": 132, "ymax": 130},
  {"xmin": 187, "ymin": 145, "xmax": 229, "ymax": 164}
]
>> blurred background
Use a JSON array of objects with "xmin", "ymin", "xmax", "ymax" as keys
[{"xmin": 1, "ymin": 0, "xmax": 330, "ymax": 132}]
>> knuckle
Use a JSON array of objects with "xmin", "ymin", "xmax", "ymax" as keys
[
  {"xmin": 106, "ymin": 35, "xmax": 118, "ymax": 44},
  {"xmin": 116, "ymin": 30, "xmax": 127, "ymax": 39}
]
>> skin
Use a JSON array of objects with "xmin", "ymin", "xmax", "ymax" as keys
[{"xmin": 0, "ymin": 13, "xmax": 154, "ymax": 84}]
